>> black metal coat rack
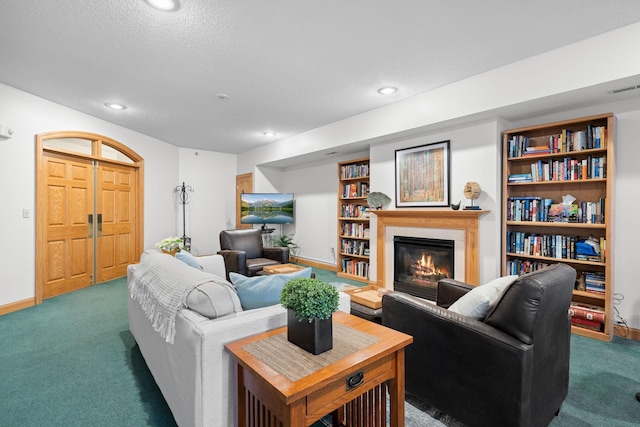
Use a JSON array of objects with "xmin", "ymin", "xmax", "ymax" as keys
[{"xmin": 175, "ymin": 182, "xmax": 194, "ymax": 251}]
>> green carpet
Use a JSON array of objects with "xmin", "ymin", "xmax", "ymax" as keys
[{"xmin": 1, "ymin": 272, "xmax": 640, "ymax": 426}]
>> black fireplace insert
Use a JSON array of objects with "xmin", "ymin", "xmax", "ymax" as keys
[{"xmin": 393, "ymin": 236, "xmax": 454, "ymax": 301}]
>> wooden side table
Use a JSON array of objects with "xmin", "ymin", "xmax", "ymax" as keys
[{"xmin": 225, "ymin": 311, "xmax": 412, "ymax": 427}]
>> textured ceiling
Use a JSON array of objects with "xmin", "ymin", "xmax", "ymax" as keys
[{"xmin": 1, "ymin": 0, "xmax": 640, "ymax": 154}]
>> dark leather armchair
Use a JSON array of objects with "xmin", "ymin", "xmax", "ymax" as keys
[
  {"xmin": 217, "ymin": 229, "xmax": 289, "ymax": 279},
  {"xmin": 382, "ymin": 263, "xmax": 576, "ymax": 427}
]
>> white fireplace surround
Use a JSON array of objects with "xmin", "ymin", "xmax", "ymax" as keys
[{"xmin": 386, "ymin": 227, "xmax": 465, "ymax": 291}]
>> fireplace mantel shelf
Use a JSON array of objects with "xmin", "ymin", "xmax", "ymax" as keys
[
  {"xmin": 370, "ymin": 209, "xmax": 489, "ymax": 219},
  {"xmin": 370, "ymin": 209, "xmax": 490, "ymax": 288}
]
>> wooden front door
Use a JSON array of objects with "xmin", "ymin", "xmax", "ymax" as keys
[
  {"xmin": 236, "ymin": 173, "xmax": 253, "ymax": 229},
  {"xmin": 96, "ymin": 162, "xmax": 137, "ymax": 283},
  {"xmin": 36, "ymin": 131, "xmax": 144, "ymax": 303},
  {"xmin": 41, "ymin": 152, "xmax": 95, "ymax": 298}
]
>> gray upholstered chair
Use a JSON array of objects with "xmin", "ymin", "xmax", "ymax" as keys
[
  {"xmin": 382, "ymin": 263, "xmax": 576, "ymax": 427},
  {"xmin": 217, "ymin": 229, "xmax": 289, "ymax": 279}
]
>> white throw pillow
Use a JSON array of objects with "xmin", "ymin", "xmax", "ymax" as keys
[
  {"xmin": 448, "ymin": 275, "xmax": 518, "ymax": 319},
  {"xmin": 185, "ymin": 280, "xmax": 243, "ymax": 319}
]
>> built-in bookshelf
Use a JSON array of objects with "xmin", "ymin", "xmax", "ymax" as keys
[
  {"xmin": 337, "ymin": 158, "xmax": 370, "ymax": 283},
  {"xmin": 502, "ymin": 113, "xmax": 615, "ymax": 341}
]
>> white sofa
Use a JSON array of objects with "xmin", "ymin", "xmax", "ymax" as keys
[{"xmin": 127, "ymin": 252, "xmax": 350, "ymax": 427}]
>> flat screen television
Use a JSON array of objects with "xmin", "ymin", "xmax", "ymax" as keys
[{"xmin": 240, "ymin": 193, "xmax": 294, "ymax": 225}]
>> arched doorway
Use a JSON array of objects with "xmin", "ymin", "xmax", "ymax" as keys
[{"xmin": 35, "ymin": 131, "xmax": 144, "ymax": 303}]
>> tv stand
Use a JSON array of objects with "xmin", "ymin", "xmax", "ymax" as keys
[{"xmin": 260, "ymin": 224, "xmax": 275, "ymax": 234}]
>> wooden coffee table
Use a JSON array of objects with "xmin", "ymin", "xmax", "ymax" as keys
[{"xmin": 225, "ymin": 311, "xmax": 412, "ymax": 427}]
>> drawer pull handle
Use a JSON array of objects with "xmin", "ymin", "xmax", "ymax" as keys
[{"xmin": 346, "ymin": 370, "xmax": 364, "ymax": 390}]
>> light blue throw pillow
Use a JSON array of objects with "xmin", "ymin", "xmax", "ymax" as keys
[
  {"xmin": 175, "ymin": 250, "xmax": 203, "ymax": 270},
  {"xmin": 229, "ymin": 268, "xmax": 312, "ymax": 310}
]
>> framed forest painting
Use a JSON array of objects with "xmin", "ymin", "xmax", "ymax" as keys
[{"xmin": 395, "ymin": 140, "xmax": 450, "ymax": 207}]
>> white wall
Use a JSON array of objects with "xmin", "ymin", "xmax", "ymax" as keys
[
  {"xmin": 368, "ymin": 120, "xmax": 502, "ymax": 284},
  {"xmin": 177, "ymin": 148, "xmax": 237, "ymax": 255},
  {"xmin": 0, "ymin": 83, "xmax": 237, "ymax": 308},
  {"xmin": 278, "ymin": 152, "xmax": 368, "ymax": 264}
]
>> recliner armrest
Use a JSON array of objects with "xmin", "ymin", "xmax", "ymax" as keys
[
  {"xmin": 263, "ymin": 247, "xmax": 289, "ymax": 264},
  {"xmin": 217, "ymin": 249, "xmax": 247, "ymax": 279},
  {"xmin": 382, "ymin": 291, "xmax": 533, "ymax": 422},
  {"xmin": 383, "ymin": 292, "xmax": 520, "ymax": 345},
  {"xmin": 436, "ymin": 278, "xmax": 474, "ymax": 308}
]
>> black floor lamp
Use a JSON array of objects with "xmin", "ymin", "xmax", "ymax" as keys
[{"xmin": 175, "ymin": 182, "xmax": 194, "ymax": 251}]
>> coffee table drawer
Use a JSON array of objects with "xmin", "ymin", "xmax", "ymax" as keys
[{"xmin": 306, "ymin": 354, "xmax": 394, "ymax": 417}]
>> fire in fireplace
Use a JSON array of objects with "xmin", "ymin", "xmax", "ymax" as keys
[{"xmin": 393, "ymin": 236, "xmax": 454, "ymax": 301}]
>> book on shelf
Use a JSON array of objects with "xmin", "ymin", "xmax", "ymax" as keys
[
  {"xmin": 571, "ymin": 317, "xmax": 604, "ymax": 332},
  {"xmin": 508, "ymin": 173, "xmax": 532, "ymax": 183},
  {"xmin": 583, "ymin": 271, "xmax": 606, "ymax": 294},
  {"xmin": 526, "ymin": 156, "xmax": 606, "ymax": 182},
  {"xmin": 341, "ymin": 204, "xmax": 369, "ymax": 218},
  {"xmin": 341, "ymin": 258, "xmax": 369, "ymax": 278},
  {"xmin": 340, "ymin": 163, "xmax": 369, "ymax": 180},
  {"xmin": 507, "ymin": 197, "xmax": 603, "ymax": 224},
  {"xmin": 343, "ymin": 182, "xmax": 369, "ymax": 198},
  {"xmin": 523, "ymin": 146, "xmax": 551, "ymax": 156},
  {"xmin": 569, "ymin": 303, "xmax": 605, "ymax": 323},
  {"xmin": 510, "ymin": 124, "xmax": 606, "ymax": 157},
  {"xmin": 507, "ymin": 232, "xmax": 584, "ymax": 260}
]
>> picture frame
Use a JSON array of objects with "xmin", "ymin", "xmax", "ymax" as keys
[{"xmin": 395, "ymin": 140, "xmax": 450, "ymax": 207}]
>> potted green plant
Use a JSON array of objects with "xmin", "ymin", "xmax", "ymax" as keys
[
  {"xmin": 155, "ymin": 236, "xmax": 184, "ymax": 255},
  {"xmin": 280, "ymin": 277, "xmax": 339, "ymax": 355},
  {"xmin": 272, "ymin": 234, "xmax": 300, "ymax": 261}
]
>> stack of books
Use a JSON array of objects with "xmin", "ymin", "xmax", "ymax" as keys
[
  {"xmin": 584, "ymin": 272, "xmax": 606, "ymax": 294},
  {"xmin": 569, "ymin": 303, "xmax": 605, "ymax": 332},
  {"xmin": 507, "ymin": 173, "xmax": 532, "ymax": 183},
  {"xmin": 522, "ymin": 145, "xmax": 551, "ymax": 156}
]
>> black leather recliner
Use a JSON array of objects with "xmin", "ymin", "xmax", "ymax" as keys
[
  {"xmin": 217, "ymin": 229, "xmax": 289, "ymax": 279},
  {"xmin": 382, "ymin": 263, "xmax": 576, "ymax": 427}
]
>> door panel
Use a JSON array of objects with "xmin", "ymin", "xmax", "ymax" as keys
[
  {"xmin": 236, "ymin": 173, "xmax": 253, "ymax": 229},
  {"xmin": 43, "ymin": 152, "xmax": 94, "ymax": 299},
  {"xmin": 96, "ymin": 163, "xmax": 137, "ymax": 282}
]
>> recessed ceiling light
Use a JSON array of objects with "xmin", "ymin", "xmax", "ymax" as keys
[
  {"xmin": 378, "ymin": 86, "xmax": 398, "ymax": 95},
  {"xmin": 104, "ymin": 103, "xmax": 127, "ymax": 110},
  {"xmin": 263, "ymin": 132, "xmax": 277, "ymax": 137},
  {"xmin": 144, "ymin": 0, "xmax": 179, "ymax": 11}
]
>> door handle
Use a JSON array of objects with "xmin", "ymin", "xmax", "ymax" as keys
[
  {"xmin": 88, "ymin": 214, "xmax": 93, "ymax": 238},
  {"xmin": 97, "ymin": 214, "xmax": 102, "ymax": 237}
]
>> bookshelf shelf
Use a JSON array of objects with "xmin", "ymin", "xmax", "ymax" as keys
[
  {"xmin": 502, "ymin": 113, "xmax": 614, "ymax": 341},
  {"xmin": 337, "ymin": 157, "xmax": 370, "ymax": 283},
  {"xmin": 507, "ymin": 178, "xmax": 607, "ymax": 186},
  {"xmin": 506, "ymin": 221, "xmax": 606, "ymax": 229},
  {"xmin": 339, "ymin": 235, "xmax": 369, "ymax": 240},
  {"xmin": 505, "ymin": 252, "xmax": 606, "ymax": 267}
]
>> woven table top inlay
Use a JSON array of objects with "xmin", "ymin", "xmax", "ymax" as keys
[{"xmin": 242, "ymin": 322, "xmax": 380, "ymax": 382}]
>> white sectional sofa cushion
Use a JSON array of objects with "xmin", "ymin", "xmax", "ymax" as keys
[{"xmin": 128, "ymin": 252, "xmax": 350, "ymax": 427}]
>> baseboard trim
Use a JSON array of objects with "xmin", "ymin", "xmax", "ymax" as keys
[
  {"xmin": 614, "ymin": 325, "xmax": 640, "ymax": 341},
  {"xmin": 0, "ymin": 298, "xmax": 35, "ymax": 316},
  {"xmin": 294, "ymin": 257, "xmax": 337, "ymax": 272}
]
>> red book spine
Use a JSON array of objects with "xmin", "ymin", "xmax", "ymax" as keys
[{"xmin": 569, "ymin": 306, "xmax": 605, "ymax": 323}]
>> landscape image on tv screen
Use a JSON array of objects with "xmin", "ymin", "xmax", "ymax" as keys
[{"xmin": 240, "ymin": 193, "xmax": 294, "ymax": 224}]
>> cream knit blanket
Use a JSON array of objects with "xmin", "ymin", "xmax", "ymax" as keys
[{"xmin": 129, "ymin": 252, "xmax": 223, "ymax": 344}]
